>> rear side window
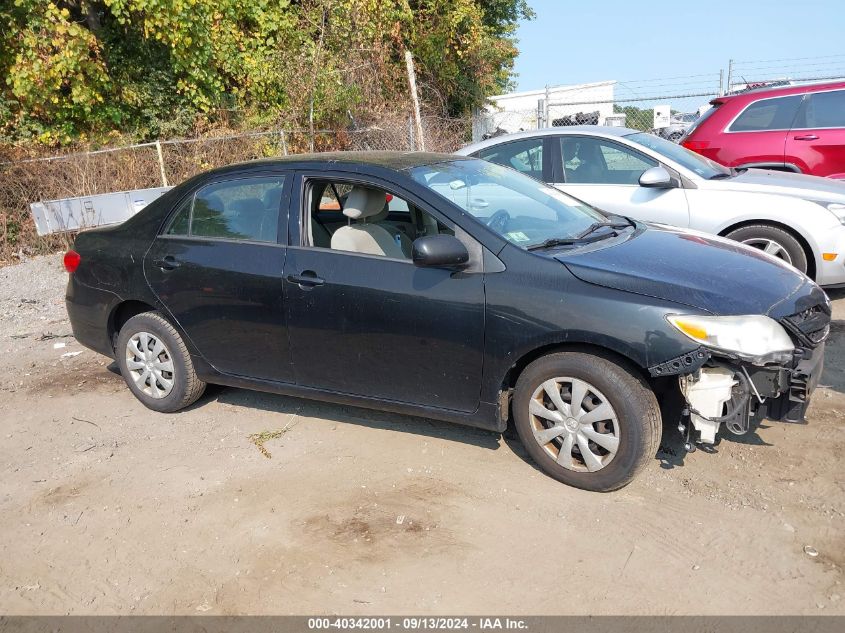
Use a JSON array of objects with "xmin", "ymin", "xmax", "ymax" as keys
[
  {"xmin": 167, "ymin": 176, "xmax": 285, "ymax": 242},
  {"xmin": 166, "ymin": 197, "xmax": 191, "ymax": 235},
  {"xmin": 795, "ymin": 90, "xmax": 845, "ymax": 128},
  {"xmin": 477, "ymin": 138, "xmax": 544, "ymax": 179},
  {"xmin": 728, "ymin": 95, "xmax": 802, "ymax": 132}
]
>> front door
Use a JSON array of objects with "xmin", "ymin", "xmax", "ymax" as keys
[
  {"xmin": 144, "ymin": 173, "xmax": 295, "ymax": 383},
  {"xmin": 552, "ymin": 136, "xmax": 691, "ymax": 227},
  {"xmin": 283, "ymin": 173, "xmax": 486, "ymax": 413},
  {"xmin": 786, "ymin": 89, "xmax": 845, "ymax": 178}
]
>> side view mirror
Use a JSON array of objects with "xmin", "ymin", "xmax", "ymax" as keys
[
  {"xmin": 639, "ymin": 166, "xmax": 674, "ymax": 188},
  {"xmin": 412, "ymin": 235, "xmax": 469, "ymax": 269}
]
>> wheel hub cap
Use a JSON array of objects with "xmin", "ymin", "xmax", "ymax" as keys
[
  {"xmin": 528, "ymin": 377, "xmax": 620, "ymax": 473},
  {"xmin": 125, "ymin": 331, "xmax": 175, "ymax": 399}
]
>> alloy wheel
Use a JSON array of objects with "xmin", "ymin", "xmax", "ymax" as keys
[
  {"xmin": 125, "ymin": 331, "xmax": 175, "ymax": 399},
  {"xmin": 528, "ymin": 377, "xmax": 620, "ymax": 472},
  {"xmin": 741, "ymin": 237, "xmax": 793, "ymax": 264}
]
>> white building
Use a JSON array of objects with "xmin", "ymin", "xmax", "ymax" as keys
[{"xmin": 473, "ymin": 81, "xmax": 617, "ymax": 141}]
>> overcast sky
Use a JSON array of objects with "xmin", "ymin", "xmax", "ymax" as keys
[{"xmin": 512, "ymin": 0, "xmax": 845, "ymax": 93}]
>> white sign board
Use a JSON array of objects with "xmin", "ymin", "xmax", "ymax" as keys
[
  {"xmin": 653, "ymin": 105, "xmax": 671, "ymax": 130},
  {"xmin": 30, "ymin": 186, "xmax": 172, "ymax": 236}
]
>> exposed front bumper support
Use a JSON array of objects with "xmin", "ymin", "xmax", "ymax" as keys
[{"xmin": 676, "ymin": 342, "xmax": 825, "ymax": 445}]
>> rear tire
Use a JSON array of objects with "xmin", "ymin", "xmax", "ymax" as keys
[
  {"xmin": 513, "ymin": 352, "xmax": 660, "ymax": 492},
  {"xmin": 725, "ymin": 224, "xmax": 809, "ymax": 275},
  {"xmin": 116, "ymin": 311, "xmax": 206, "ymax": 413}
]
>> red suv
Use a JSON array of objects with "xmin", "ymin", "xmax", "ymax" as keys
[{"xmin": 681, "ymin": 81, "xmax": 845, "ymax": 179}]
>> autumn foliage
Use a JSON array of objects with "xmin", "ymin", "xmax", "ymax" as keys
[{"xmin": 0, "ymin": 0, "xmax": 532, "ymax": 145}]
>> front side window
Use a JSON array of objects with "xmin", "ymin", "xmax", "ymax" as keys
[
  {"xmin": 728, "ymin": 95, "xmax": 802, "ymax": 132},
  {"xmin": 304, "ymin": 180, "xmax": 450, "ymax": 259},
  {"xmin": 409, "ymin": 159, "xmax": 606, "ymax": 248},
  {"xmin": 167, "ymin": 176, "xmax": 285, "ymax": 242},
  {"xmin": 796, "ymin": 90, "xmax": 845, "ymax": 128},
  {"xmin": 560, "ymin": 137, "xmax": 657, "ymax": 184},
  {"xmin": 476, "ymin": 138, "xmax": 544, "ymax": 179}
]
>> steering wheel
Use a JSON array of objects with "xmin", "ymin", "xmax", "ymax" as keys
[{"xmin": 486, "ymin": 209, "xmax": 511, "ymax": 233}]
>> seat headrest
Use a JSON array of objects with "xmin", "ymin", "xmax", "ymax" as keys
[
  {"xmin": 344, "ymin": 187, "xmax": 386, "ymax": 220},
  {"xmin": 370, "ymin": 205, "xmax": 389, "ymax": 223}
]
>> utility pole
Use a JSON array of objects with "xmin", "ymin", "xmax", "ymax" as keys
[
  {"xmin": 154, "ymin": 141, "xmax": 168, "ymax": 187},
  {"xmin": 726, "ymin": 59, "xmax": 734, "ymax": 94},
  {"xmin": 405, "ymin": 50, "xmax": 425, "ymax": 152}
]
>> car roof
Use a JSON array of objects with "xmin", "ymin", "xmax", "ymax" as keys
[
  {"xmin": 201, "ymin": 151, "xmax": 467, "ymax": 178},
  {"xmin": 717, "ymin": 80, "xmax": 845, "ymax": 103},
  {"xmin": 456, "ymin": 126, "xmax": 639, "ymax": 154}
]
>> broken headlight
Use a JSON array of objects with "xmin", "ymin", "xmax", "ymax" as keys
[{"xmin": 666, "ymin": 314, "xmax": 794, "ymax": 364}]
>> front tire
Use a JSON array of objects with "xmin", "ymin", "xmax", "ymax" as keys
[
  {"xmin": 116, "ymin": 311, "xmax": 206, "ymax": 413},
  {"xmin": 513, "ymin": 352, "xmax": 660, "ymax": 492},
  {"xmin": 725, "ymin": 224, "xmax": 809, "ymax": 275}
]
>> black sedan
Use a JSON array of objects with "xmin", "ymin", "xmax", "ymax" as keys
[{"xmin": 64, "ymin": 152, "xmax": 830, "ymax": 491}]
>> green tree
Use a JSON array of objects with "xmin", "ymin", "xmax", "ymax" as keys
[{"xmin": 0, "ymin": 0, "xmax": 533, "ymax": 144}]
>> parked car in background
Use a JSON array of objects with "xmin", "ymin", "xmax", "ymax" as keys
[
  {"xmin": 680, "ymin": 81, "xmax": 845, "ymax": 178},
  {"xmin": 64, "ymin": 152, "xmax": 829, "ymax": 492},
  {"xmin": 458, "ymin": 127, "xmax": 845, "ymax": 285},
  {"xmin": 655, "ymin": 112, "xmax": 698, "ymax": 142}
]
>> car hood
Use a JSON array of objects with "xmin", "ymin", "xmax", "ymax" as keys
[
  {"xmin": 710, "ymin": 168, "xmax": 845, "ymax": 203},
  {"xmin": 555, "ymin": 224, "xmax": 810, "ymax": 316}
]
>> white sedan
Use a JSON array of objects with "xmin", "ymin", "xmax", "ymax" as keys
[{"xmin": 457, "ymin": 126, "xmax": 845, "ymax": 286}]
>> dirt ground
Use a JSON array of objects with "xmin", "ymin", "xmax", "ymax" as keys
[{"xmin": 1, "ymin": 254, "xmax": 843, "ymax": 615}]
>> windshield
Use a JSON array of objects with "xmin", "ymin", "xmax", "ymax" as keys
[
  {"xmin": 624, "ymin": 131, "xmax": 730, "ymax": 179},
  {"xmin": 408, "ymin": 159, "xmax": 607, "ymax": 247}
]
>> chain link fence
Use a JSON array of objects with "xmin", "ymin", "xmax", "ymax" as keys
[
  {"xmin": 6, "ymin": 57, "xmax": 845, "ymax": 263},
  {"xmin": 726, "ymin": 54, "xmax": 845, "ymax": 93},
  {"xmin": 475, "ymin": 58, "xmax": 845, "ymax": 145},
  {"xmin": 0, "ymin": 115, "xmax": 469, "ymax": 262},
  {"xmin": 474, "ymin": 74, "xmax": 724, "ymax": 142}
]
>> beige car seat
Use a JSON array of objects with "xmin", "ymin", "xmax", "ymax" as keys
[
  {"xmin": 368, "ymin": 204, "xmax": 414, "ymax": 257},
  {"xmin": 331, "ymin": 187, "xmax": 406, "ymax": 258}
]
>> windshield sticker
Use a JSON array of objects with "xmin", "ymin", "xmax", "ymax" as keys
[{"xmin": 506, "ymin": 231, "xmax": 530, "ymax": 242}]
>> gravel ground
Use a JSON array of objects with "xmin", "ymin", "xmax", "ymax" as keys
[{"xmin": 0, "ymin": 254, "xmax": 843, "ymax": 615}]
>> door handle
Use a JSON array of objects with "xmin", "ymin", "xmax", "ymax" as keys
[
  {"xmin": 154, "ymin": 255, "xmax": 181, "ymax": 271},
  {"xmin": 287, "ymin": 271, "xmax": 325, "ymax": 288},
  {"xmin": 793, "ymin": 134, "xmax": 819, "ymax": 141}
]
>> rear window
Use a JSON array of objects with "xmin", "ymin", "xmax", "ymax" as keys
[
  {"xmin": 682, "ymin": 103, "xmax": 718, "ymax": 138},
  {"xmin": 729, "ymin": 95, "xmax": 802, "ymax": 132}
]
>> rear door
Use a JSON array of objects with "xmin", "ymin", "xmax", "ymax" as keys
[
  {"xmin": 551, "ymin": 135, "xmax": 691, "ymax": 227},
  {"xmin": 786, "ymin": 89, "xmax": 845, "ymax": 178},
  {"xmin": 144, "ymin": 172, "xmax": 295, "ymax": 383},
  {"xmin": 721, "ymin": 94, "xmax": 802, "ymax": 169},
  {"xmin": 283, "ymin": 171, "xmax": 486, "ymax": 413}
]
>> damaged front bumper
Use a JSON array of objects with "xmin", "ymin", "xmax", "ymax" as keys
[
  {"xmin": 675, "ymin": 343, "xmax": 824, "ymax": 445},
  {"xmin": 747, "ymin": 344, "xmax": 824, "ymax": 424}
]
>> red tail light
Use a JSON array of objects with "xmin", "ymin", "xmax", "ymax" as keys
[
  {"xmin": 63, "ymin": 250, "xmax": 81, "ymax": 273},
  {"xmin": 385, "ymin": 193, "xmax": 393, "ymax": 203},
  {"xmin": 682, "ymin": 139, "xmax": 710, "ymax": 151}
]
